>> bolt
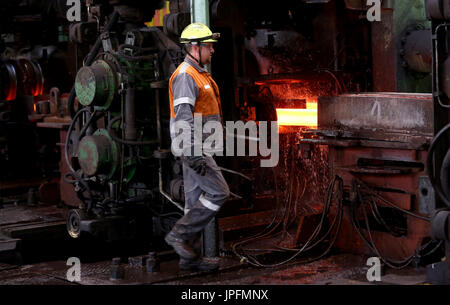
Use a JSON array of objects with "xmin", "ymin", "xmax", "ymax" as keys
[
  {"xmin": 112, "ymin": 257, "xmax": 121, "ymax": 265},
  {"xmin": 110, "ymin": 257, "xmax": 125, "ymax": 280},
  {"xmin": 146, "ymin": 252, "xmax": 160, "ymax": 273},
  {"xmin": 27, "ymin": 188, "xmax": 38, "ymax": 206}
]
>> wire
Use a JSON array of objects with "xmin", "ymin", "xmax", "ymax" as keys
[
  {"xmin": 353, "ymin": 176, "xmax": 430, "ymax": 222},
  {"xmin": 350, "ymin": 179, "xmax": 439, "ymax": 270},
  {"xmin": 316, "ymin": 69, "xmax": 346, "ymax": 94},
  {"xmin": 64, "ymin": 107, "xmax": 95, "ymax": 211},
  {"xmin": 218, "ymin": 166, "xmax": 253, "ymax": 181},
  {"xmin": 232, "ymin": 175, "xmax": 344, "ymax": 268},
  {"xmin": 231, "ymin": 167, "xmax": 286, "ymax": 260}
]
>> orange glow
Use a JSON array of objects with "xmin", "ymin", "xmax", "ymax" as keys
[
  {"xmin": 306, "ymin": 101, "xmax": 317, "ymax": 109},
  {"xmin": 32, "ymin": 84, "xmax": 44, "ymax": 97},
  {"xmin": 6, "ymin": 91, "xmax": 15, "ymax": 101},
  {"xmin": 34, "ymin": 103, "xmax": 37, "ymax": 113},
  {"xmin": 276, "ymin": 108, "xmax": 318, "ymax": 127}
]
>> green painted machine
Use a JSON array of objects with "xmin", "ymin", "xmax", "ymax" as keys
[{"xmin": 64, "ymin": 11, "xmax": 186, "ymax": 241}]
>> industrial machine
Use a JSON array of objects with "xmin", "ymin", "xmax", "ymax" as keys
[
  {"xmin": 424, "ymin": 0, "xmax": 450, "ymax": 284},
  {"xmin": 0, "ymin": 0, "xmax": 448, "ymax": 281},
  {"xmin": 62, "ymin": 7, "xmax": 185, "ymax": 242}
]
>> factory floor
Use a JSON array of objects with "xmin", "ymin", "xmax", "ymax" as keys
[
  {"xmin": 0, "ymin": 253, "xmax": 428, "ymax": 285},
  {"xmin": 163, "ymin": 254, "xmax": 429, "ymax": 285},
  {"xmin": 0, "ymin": 198, "xmax": 433, "ymax": 286}
]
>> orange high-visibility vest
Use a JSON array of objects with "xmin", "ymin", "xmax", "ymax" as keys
[{"xmin": 169, "ymin": 62, "xmax": 222, "ymax": 118}]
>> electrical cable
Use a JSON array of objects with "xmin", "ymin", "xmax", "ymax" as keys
[
  {"xmin": 231, "ymin": 167, "xmax": 286, "ymax": 259},
  {"xmin": 108, "ymin": 116, "xmax": 159, "ymax": 146},
  {"xmin": 64, "ymin": 107, "xmax": 95, "ymax": 211},
  {"xmin": 350, "ymin": 179, "xmax": 440, "ymax": 270},
  {"xmin": 276, "ymin": 176, "xmax": 341, "ymax": 252},
  {"xmin": 316, "ymin": 69, "xmax": 346, "ymax": 93},
  {"xmin": 218, "ymin": 166, "xmax": 253, "ymax": 181},
  {"xmin": 353, "ymin": 176, "xmax": 430, "ymax": 222},
  {"xmin": 368, "ymin": 195, "xmax": 404, "ymax": 237},
  {"xmin": 233, "ymin": 175, "xmax": 344, "ymax": 268}
]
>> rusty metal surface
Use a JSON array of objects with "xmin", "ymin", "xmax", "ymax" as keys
[
  {"xmin": 327, "ymin": 145, "xmax": 430, "ymax": 260},
  {"xmin": 338, "ymin": 165, "xmax": 416, "ymax": 175},
  {"xmin": 318, "ymin": 93, "xmax": 433, "ymax": 137},
  {"xmin": 371, "ymin": 10, "xmax": 397, "ymax": 92},
  {"xmin": 218, "ymin": 210, "xmax": 275, "ymax": 233}
]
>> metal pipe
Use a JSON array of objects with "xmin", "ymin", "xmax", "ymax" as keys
[
  {"xmin": 107, "ymin": 117, "xmax": 158, "ymax": 145},
  {"xmin": 79, "ymin": 110, "xmax": 97, "ymax": 139},
  {"xmin": 124, "ymin": 86, "xmax": 137, "ymax": 141},
  {"xmin": 68, "ymin": 10, "xmax": 120, "ymax": 117},
  {"xmin": 154, "ymin": 85, "xmax": 182, "ymax": 211},
  {"xmin": 159, "ymin": 166, "xmax": 184, "ymax": 211},
  {"xmin": 155, "ymin": 89, "xmax": 162, "ymax": 146}
]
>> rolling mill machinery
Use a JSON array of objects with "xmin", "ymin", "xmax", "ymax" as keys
[
  {"xmin": 1, "ymin": 0, "xmax": 450, "ymax": 279},
  {"xmin": 61, "ymin": 5, "xmax": 186, "ymax": 241},
  {"xmin": 0, "ymin": 0, "xmax": 194, "ymax": 246}
]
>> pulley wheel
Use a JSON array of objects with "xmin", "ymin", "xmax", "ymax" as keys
[{"xmin": 67, "ymin": 209, "xmax": 87, "ymax": 238}]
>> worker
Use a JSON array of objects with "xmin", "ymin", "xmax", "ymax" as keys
[{"xmin": 165, "ymin": 22, "xmax": 230, "ymax": 271}]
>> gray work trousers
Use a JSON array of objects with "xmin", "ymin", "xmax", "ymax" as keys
[{"xmin": 170, "ymin": 156, "xmax": 230, "ymax": 241}]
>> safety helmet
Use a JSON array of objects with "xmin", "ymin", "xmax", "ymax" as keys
[{"xmin": 180, "ymin": 22, "xmax": 220, "ymax": 44}]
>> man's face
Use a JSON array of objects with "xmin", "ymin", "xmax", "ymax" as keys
[{"xmin": 198, "ymin": 42, "xmax": 214, "ymax": 66}]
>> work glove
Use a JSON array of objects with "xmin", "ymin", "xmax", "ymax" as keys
[{"xmin": 184, "ymin": 156, "xmax": 207, "ymax": 176}]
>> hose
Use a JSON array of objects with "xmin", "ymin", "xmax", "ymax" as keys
[
  {"xmin": 64, "ymin": 107, "xmax": 94, "ymax": 211},
  {"xmin": 68, "ymin": 11, "xmax": 120, "ymax": 118},
  {"xmin": 107, "ymin": 116, "xmax": 159, "ymax": 146},
  {"xmin": 233, "ymin": 175, "xmax": 344, "ymax": 268},
  {"xmin": 351, "ymin": 179, "xmax": 442, "ymax": 269},
  {"xmin": 353, "ymin": 176, "xmax": 430, "ymax": 222},
  {"xmin": 218, "ymin": 166, "xmax": 253, "ymax": 181}
]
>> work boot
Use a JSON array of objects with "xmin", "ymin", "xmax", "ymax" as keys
[
  {"xmin": 164, "ymin": 232, "xmax": 197, "ymax": 260},
  {"xmin": 179, "ymin": 258, "xmax": 220, "ymax": 272}
]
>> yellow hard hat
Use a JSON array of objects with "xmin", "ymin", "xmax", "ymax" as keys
[{"xmin": 180, "ymin": 22, "xmax": 220, "ymax": 44}]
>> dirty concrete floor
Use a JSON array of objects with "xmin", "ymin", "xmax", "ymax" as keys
[
  {"xmin": 0, "ymin": 201, "xmax": 433, "ymax": 286},
  {"xmin": 0, "ymin": 253, "xmax": 429, "ymax": 285}
]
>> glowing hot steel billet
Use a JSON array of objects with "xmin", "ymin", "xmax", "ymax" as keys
[{"xmin": 276, "ymin": 108, "xmax": 318, "ymax": 127}]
